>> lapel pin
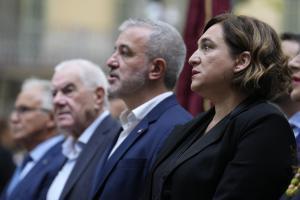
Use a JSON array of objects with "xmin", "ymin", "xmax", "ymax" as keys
[
  {"xmin": 137, "ymin": 129, "xmax": 144, "ymax": 134},
  {"xmin": 43, "ymin": 159, "xmax": 49, "ymax": 165}
]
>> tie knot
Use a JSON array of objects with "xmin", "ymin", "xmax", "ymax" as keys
[{"xmin": 20, "ymin": 154, "xmax": 32, "ymax": 170}]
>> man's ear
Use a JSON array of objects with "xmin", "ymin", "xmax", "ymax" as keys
[
  {"xmin": 233, "ymin": 51, "xmax": 251, "ymax": 73},
  {"xmin": 46, "ymin": 112, "xmax": 56, "ymax": 129},
  {"xmin": 94, "ymin": 87, "xmax": 105, "ymax": 110},
  {"xmin": 149, "ymin": 58, "xmax": 166, "ymax": 80}
]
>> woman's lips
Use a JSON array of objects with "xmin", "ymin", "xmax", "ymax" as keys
[
  {"xmin": 293, "ymin": 76, "xmax": 300, "ymax": 83},
  {"xmin": 191, "ymin": 70, "xmax": 200, "ymax": 78}
]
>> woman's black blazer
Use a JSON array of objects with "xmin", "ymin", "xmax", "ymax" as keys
[{"xmin": 143, "ymin": 98, "xmax": 297, "ymax": 200}]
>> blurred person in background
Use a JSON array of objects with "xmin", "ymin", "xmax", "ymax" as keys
[
  {"xmin": 283, "ymin": 47, "xmax": 300, "ymax": 200},
  {"xmin": 0, "ymin": 119, "xmax": 15, "ymax": 193},
  {"xmin": 142, "ymin": 13, "xmax": 296, "ymax": 200},
  {"xmin": 274, "ymin": 33, "xmax": 300, "ymax": 119},
  {"xmin": 108, "ymin": 94, "xmax": 127, "ymax": 121},
  {"xmin": 90, "ymin": 18, "xmax": 192, "ymax": 200},
  {"xmin": 0, "ymin": 78, "xmax": 65, "ymax": 200},
  {"xmin": 281, "ymin": 33, "xmax": 300, "ymax": 60},
  {"xmin": 0, "ymin": 135, "xmax": 15, "ymax": 194},
  {"xmin": 0, "ymin": 119, "xmax": 17, "ymax": 151},
  {"xmin": 0, "ymin": 147, "xmax": 15, "ymax": 194},
  {"xmin": 46, "ymin": 59, "xmax": 121, "ymax": 200},
  {"xmin": 275, "ymin": 33, "xmax": 300, "ymax": 200}
]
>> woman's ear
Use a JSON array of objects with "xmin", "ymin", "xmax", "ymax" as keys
[
  {"xmin": 149, "ymin": 58, "xmax": 166, "ymax": 80},
  {"xmin": 233, "ymin": 51, "xmax": 251, "ymax": 73}
]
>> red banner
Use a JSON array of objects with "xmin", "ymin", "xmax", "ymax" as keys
[{"xmin": 176, "ymin": 0, "xmax": 231, "ymax": 116}]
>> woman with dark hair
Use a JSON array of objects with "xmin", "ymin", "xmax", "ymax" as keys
[{"xmin": 143, "ymin": 13, "xmax": 296, "ymax": 200}]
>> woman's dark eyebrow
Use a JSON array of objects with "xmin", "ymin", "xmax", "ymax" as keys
[{"xmin": 198, "ymin": 37, "xmax": 211, "ymax": 46}]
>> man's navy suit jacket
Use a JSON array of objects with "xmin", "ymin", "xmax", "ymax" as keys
[
  {"xmin": 91, "ymin": 95, "xmax": 192, "ymax": 200},
  {"xmin": 58, "ymin": 115, "xmax": 121, "ymax": 200},
  {"xmin": 1, "ymin": 137, "xmax": 65, "ymax": 200}
]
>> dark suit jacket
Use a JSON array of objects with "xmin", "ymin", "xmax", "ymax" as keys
[
  {"xmin": 92, "ymin": 95, "xmax": 192, "ymax": 200},
  {"xmin": 143, "ymin": 98, "xmax": 296, "ymax": 200},
  {"xmin": 0, "ymin": 146, "xmax": 15, "ymax": 193},
  {"xmin": 59, "ymin": 115, "xmax": 121, "ymax": 200},
  {"xmin": 1, "ymin": 137, "xmax": 65, "ymax": 200}
]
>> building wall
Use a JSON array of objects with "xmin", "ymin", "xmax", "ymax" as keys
[
  {"xmin": 1, "ymin": 0, "xmax": 299, "ymax": 118},
  {"xmin": 0, "ymin": 0, "xmax": 188, "ymax": 118}
]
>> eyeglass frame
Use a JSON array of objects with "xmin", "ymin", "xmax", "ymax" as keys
[{"xmin": 12, "ymin": 105, "xmax": 51, "ymax": 115}]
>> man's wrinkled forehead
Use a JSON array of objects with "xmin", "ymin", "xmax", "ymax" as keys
[
  {"xmin": 51, "ymin": 69, "xmax": 83, "ymax": 91},
  {"xmin": 115, "ymin": 27, "xmax": 151, "ymax": 49}
]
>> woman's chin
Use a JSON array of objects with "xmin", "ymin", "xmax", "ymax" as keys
[{"xmin": 190, "ymin": 83, "xmax": 201, "ymax": 93}]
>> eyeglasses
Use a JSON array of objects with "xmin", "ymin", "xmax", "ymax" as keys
[{"xmin": 12, "ymin": 106, "xmax": 50, "ymax": 115}]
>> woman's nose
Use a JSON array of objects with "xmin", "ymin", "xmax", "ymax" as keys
[{"xmin": 188, "ymin": 50, "xmax": 201, "ymax": 67}]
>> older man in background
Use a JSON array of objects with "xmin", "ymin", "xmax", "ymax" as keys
[
  {"xmin": 46, "ymin": 59, "xmax": 121, "ymax": 200},
  {"xmin": 0, "ymin": 78, "xmax": 65, "ymax": 200}
]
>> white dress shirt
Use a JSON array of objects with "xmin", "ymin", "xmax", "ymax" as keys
[
  {"xmin": 46, "ymin": 111, "xmax": 109, "ymax": 200},
  {"xmin": 289, "ymin": 112, "xmax": 300, "ymax": 138},
  {"xmin": 108, "ymin": 92, "xmax": 173, "ymax": 157}
]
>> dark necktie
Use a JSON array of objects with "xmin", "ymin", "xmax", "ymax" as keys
[
  {"xmin": 20, "ymin": 154, "xmax": 32, "ymax": 170},
  {"xmin": 6, "ymin": 154, "xmax": 33, "ymax": 197}
]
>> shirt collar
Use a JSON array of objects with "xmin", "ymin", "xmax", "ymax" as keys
[
  {"xmin": 62, "ymin": 110, "xmax": 110, "ymax": 160},
  {"xmin": 119, "ymin": 92, "xmax": 173, "ymax": 128},
  {"xmin": 78, "ymin": 110, "xmax": 110, "ymax": 145},
  {"xmin": 119, "ymin": 109, "xmax": 136, "ymax": 129},
  {"xmin": 62, "ymin": 136, "xmax": 81, "ymax": 160},
  {"xmin": 29, "ymin": 134, "xmax": 64, "ymax": 162},
  {"xmin": 289, "ymin": 111, "xmax": 300, "ymax": 129}
]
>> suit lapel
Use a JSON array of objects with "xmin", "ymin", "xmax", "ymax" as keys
[
  {"xmin": 59, "ymin": 115, "xmax": 119, "ymax": 199},
  {"xmin": 152, "ymin": 96, "xmax": 261, "ymax": 175},
  {"xmin": 94, "ymin": 118, "xmax": 149, "ymax": 191},
  {"xmin": 11, "ymin": 141, "xmax": 65, "ymax": 199},
  {"xmin": 175, "ymin": 116, "xmax": 230, "ymax": 166},
  {"xmin": 93, "ymin": 95, "xmax": 179, "ymax": 196},
  {"xmin": 151, "ymin": 110, "xmax": 213, "ymax": 171},
  {"xmin": 20, "ymin": 141, "xmax": 64, "ymax": 180}
]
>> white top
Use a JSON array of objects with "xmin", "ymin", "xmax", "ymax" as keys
[
  {"xmin": 108, "ymin": 92, "xmax": 173, "ymax": 158},
  {"xmin": 46, "ymin": 111, "xmax": 109, "ymax": 200}
]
